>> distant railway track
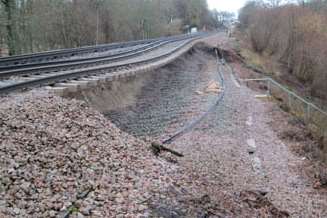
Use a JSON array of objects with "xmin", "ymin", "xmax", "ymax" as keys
[
  {"xmin": 0, "ymin": 41, "xmax": 157, "ymax": 72},
  {"xmin": 0, "ymin": 33, "xmax": 207, "ymax": 95},
  {"xmin": 0, "ymin": 38, "xmax": 159, "ymax": 67}
]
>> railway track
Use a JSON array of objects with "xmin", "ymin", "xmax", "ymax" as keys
[
  {"xmin": 0, "ymin": 38, "xmax": 159, "ymax": 67},
  {"xmin": 0, "ymin": 34, "xmax": 196, "ymax": 79},
  {"xmin": 0, "ymin": 33, "xmax": 207, "ymax": 95},
  {"xmin": 0, "ymin": 41, "xmax": 157, "ymax": 72}
]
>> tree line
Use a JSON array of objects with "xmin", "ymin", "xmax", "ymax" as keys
[
  {"xmin": 239, "ymin": 0, "xmax": 327, "ymax": 100},
  {"xmin": 0, "ymin": 0, "xmax": 226, "ymax": 56}
]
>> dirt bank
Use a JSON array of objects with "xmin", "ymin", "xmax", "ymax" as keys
[{"xmin": 106, "ymin": 43, "xmax": 220, "ymax": 140}]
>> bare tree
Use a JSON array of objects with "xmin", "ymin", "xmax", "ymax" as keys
[
  {"xmin": 1, "ymin": 0, "xmax": 18, "ymax": 55},
  {"xmin": 239, "ymin": 0, "xmax": 327, "ymax": 100},
  {"xmin": 0, "ymin": 0, "xmax": 217, "ymax": 56}
]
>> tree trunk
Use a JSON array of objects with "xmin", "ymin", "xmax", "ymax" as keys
[{"xmin": 2, "ymin": 0, "xmax": 17, "ymax": 55}]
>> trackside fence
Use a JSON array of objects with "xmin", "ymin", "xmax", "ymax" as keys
[{"xmin": 242, "ymin": 78, "xmax": 327, "ymax": 144}]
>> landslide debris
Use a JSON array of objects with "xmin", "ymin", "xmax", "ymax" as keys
[
  {"xmin": 0, "ymin": 93, "xmax": 179, "ymax": 217},
  {"xmin": 0, "ymin": 92, "xmax": 291, "ymax": 218}
]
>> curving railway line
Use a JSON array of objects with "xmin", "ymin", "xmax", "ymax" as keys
[
  {"xmin": 0, "ymin": 33, "xmax": 208, "ymax": 94},
  {"xmin": 0, "ymin": 38, "xmax": 159, "ymax": 67}
]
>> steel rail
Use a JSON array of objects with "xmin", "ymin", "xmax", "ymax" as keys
[
  {"xmin": 0, "ymin": 40, "xmax": 161, "ymax": 75},
  {"xmin": 0, "ymin": 35, "xmax": 204, "ymax": 94},
  {"xmin": 0, "ymin": 38, "xmax": 159, "ymax": 67},
  {"xmin": 0, "ymin": 34, "xmax": 193, "ymax": 70},
  {"xmin": 0, "ymin": 33, "xmax": 201, "ymax": 67},
  {"xmin": 0, "ymin": 40, "xmax": 160, "ymax": 71},
  {"xmin": 0, "ymin": 34, "xmax": 199, "ymax": 79}
]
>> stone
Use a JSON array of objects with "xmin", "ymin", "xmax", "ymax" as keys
[
  {"xmin": 13, "ymin": 208, "xmax": 20, "ymax": 215},
  {"xmin": 49, "ymin": 210, "xmax": 57, "ymax": 217},
  {"xmin": 77, "ymin": 212, "xmax": 85, "ymax": 218},
  {"xmin": 20, "ymin": 182, "xmax": 30, "ymax": 193},
  {"xmin": 80, "ymin": 205, "xmax": 93, "ymax": 216},
  {"xmin": 252, "ymin": 157, "xmax": 263, "ymax": 174}
]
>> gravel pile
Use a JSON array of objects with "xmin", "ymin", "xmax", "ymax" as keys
[
  {"xmin": 0, "ymin": 93, "xmax": 182, "ymax": 217},
  {"xmin": 0, "ymin": 92, "xmax": 278, "ymax": 218}
]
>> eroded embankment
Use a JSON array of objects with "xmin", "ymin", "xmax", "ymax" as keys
[
  {"xmin": 0, "ymin": 41, "xmax": 288, "ymax": 217},
  {"xmin": 108, "ymin": 44, "xmax": 221, "ymax": 140},
  {"xmin": 67, "ymin": 43, "xmax": 221, "ymax": 140}
]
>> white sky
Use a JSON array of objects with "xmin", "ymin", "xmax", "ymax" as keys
[{"xmin": 207, "ymin": 0, "xmax": 248, "ymax": 15}]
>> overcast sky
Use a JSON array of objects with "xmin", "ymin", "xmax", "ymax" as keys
[{"xmin": 207, "ymin": 0, "xmax": 248, "ymax": 15}]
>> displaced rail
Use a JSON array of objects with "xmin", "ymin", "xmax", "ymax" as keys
[{"xmin": 0, "ymin": 33, "xmax": 207, "ymax": 94}]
